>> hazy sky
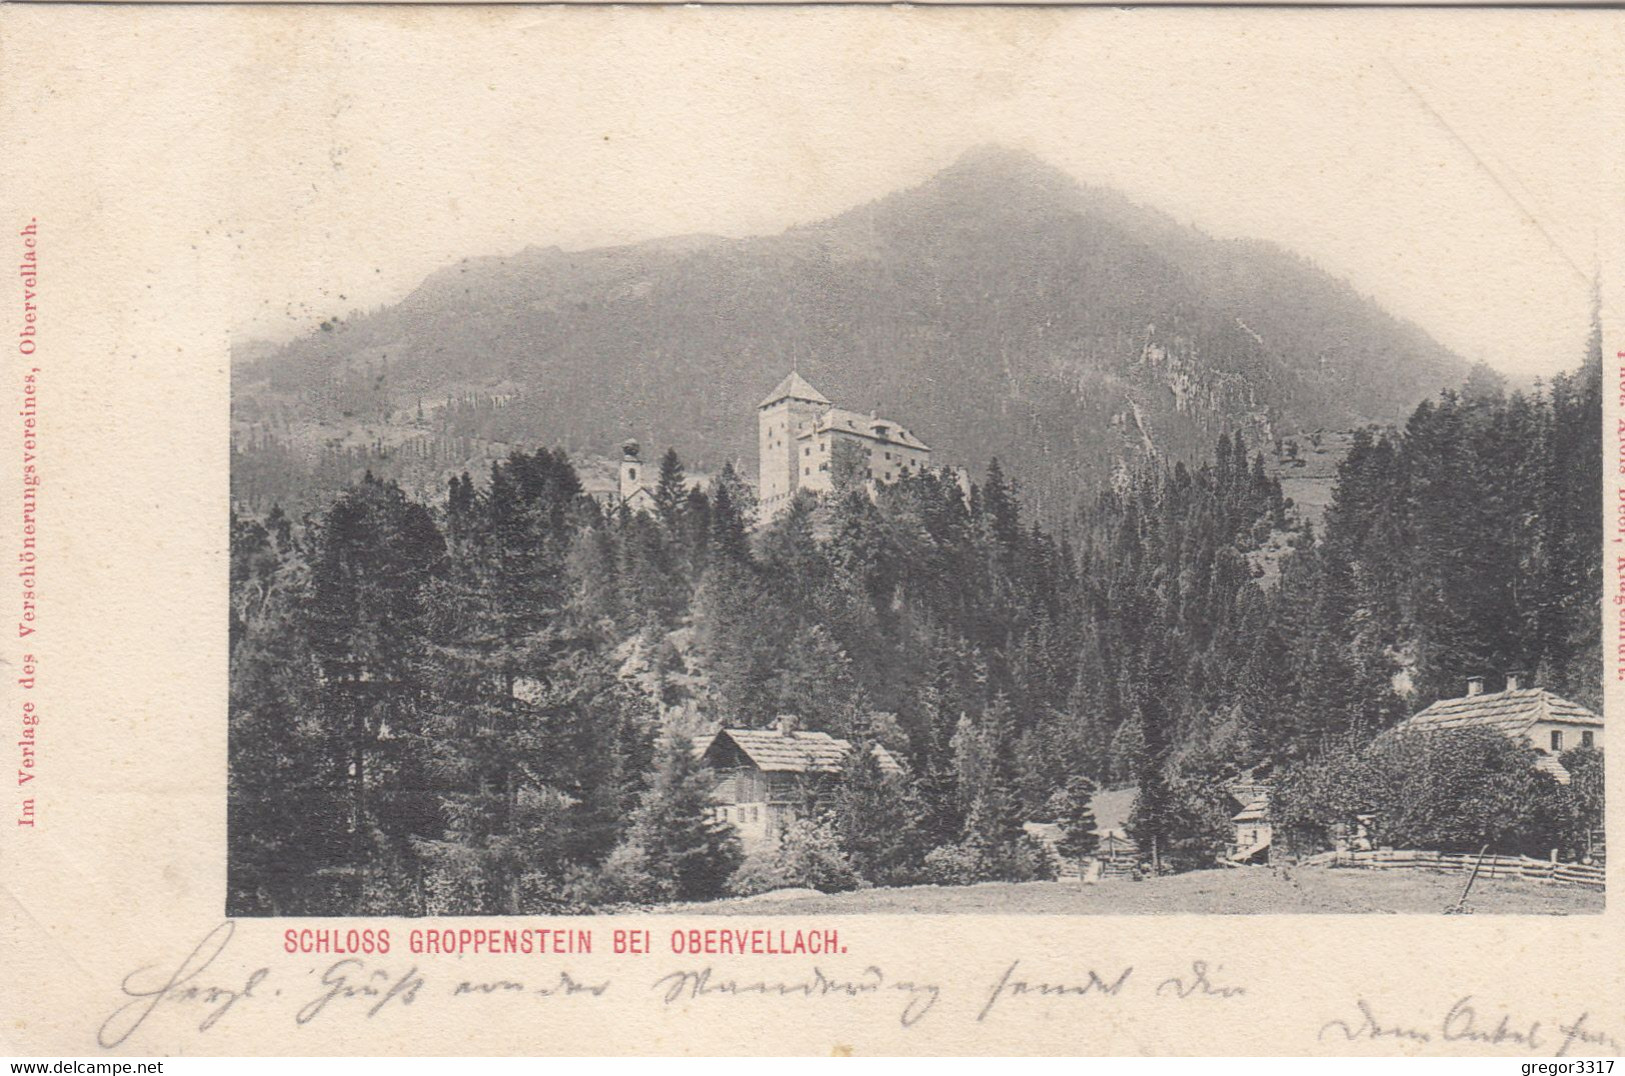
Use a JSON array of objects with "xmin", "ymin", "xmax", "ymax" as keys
[{"xmin": 193, "ymin": 7, "xmax": 1624, "ymax": 380}]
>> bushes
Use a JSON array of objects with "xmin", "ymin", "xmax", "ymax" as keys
[
  {"xmin": 728, "ymin": 818, "xmax": 861, "ymax": 896},
  {"xmin": 920, "ymin": 833, "xmax": 1055, "ymax": 885},
  {"xmin": 1274, "ymin": 728, "xmax": 1579, "ymax": 858},
  {"xmin": 920, "ymin": 843, "xmax": 984, "ymax": 885},
  {"xmin": 1559, "ymin": 745, "xmax": 1605, "ymax": 854}
]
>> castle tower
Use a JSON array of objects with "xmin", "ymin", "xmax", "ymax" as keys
[
  {"xmin": 757, "ymin": 372, "xmax": 831, "ymax": 517},
  {"xmin": 619, "ymin": 439, "xmax": 644, "ymax": 503}
]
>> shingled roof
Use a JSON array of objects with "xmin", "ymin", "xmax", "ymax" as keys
[
  {"xmin": 1401, "ymin": 687, "xmax": 1601, "ymax": 737},
  {"xmin": 703, "ymin": 727, "xmax": 903, "ymax": 775},
  {"xmin": 1231, "ymin": 796, "xmax": 1269, "ymax": 823}
]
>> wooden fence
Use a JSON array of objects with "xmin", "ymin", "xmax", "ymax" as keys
[{"xmin": 1325, "ymin": 849, "xmax": 1605, "ymax": 890}]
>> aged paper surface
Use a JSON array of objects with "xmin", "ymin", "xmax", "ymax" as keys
[{"xmin": 2, "ymin": 4, "xmax": 1623, "ymax": 1057}]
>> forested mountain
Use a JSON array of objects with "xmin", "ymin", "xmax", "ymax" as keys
[
  {"xmin": 231, "ymin": 147, "xmax": 1467, "ymax": 519},
  {"xmin": 228, "ymin": 331, "xmax": 1600, "ymax": 913}
]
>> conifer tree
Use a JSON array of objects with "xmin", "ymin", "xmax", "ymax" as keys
[
  {"xmin": 1054, "ymin": 776, "xmax": 1100, "ymax": 863},
  {"xmin": 302, "ymin": 473, "xmax": 446, "ymax": 910},
  {"xmin": 831, "ymin": 740, "xmax": 921, "ymax": 885},
  {"xmin": 623, "ymin": 735, "xmax": 740, "ymax": 901},
  {"xmin": 654, "ymin": 448, "xmax": 688, "ymax": 531},
  {"xmin": 707, "ymin": 462, "xmax": 754, "ymax": 560}
]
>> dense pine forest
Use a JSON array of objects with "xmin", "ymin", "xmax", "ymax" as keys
[{"xmin": 228, "ymin": 337, "xmax": 1602, "ymax": 914}]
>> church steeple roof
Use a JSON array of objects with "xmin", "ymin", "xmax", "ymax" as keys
[{"xmin": 759, "ymin": 371, "xmax": 831, "ymax": 409}]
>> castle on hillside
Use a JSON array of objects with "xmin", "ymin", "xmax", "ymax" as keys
[{"xmin": 757, "ymin": 372, "xmax": 931, "ymax": 520}]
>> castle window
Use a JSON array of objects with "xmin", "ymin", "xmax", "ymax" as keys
[
  {"xmin": 1582, "ymin": 731, "xmax": 1595, "ymax": 748},
  {"xmin": 628, "ymin": 467, "xmax": 637, "ymax": 481},
  {"xmin": 820, "ymin": 462, "xmax": 828, "ymax": 471},
  {"xmin": 805, "ymin": 447, "xmax": 811, "ymax": 456},
  {"xmin": 885, "ymin": 452, "xmax": 892, "ymax": 461},
  {"xmin": 1551, "ymin": 730, "xmax": 1564, "ymax": 752},
  {"xmin": 804, "ymin": 467, "xmax": 810, "ymax": 476}
]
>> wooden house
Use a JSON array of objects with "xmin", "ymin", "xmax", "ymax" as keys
[
  {"xmin": 1229, "ymin": 794, "xmax": 1272, "ymax": 863},
  {"xmin": 1226, "ymin": 768, "xmax": 1273, "ymax": 864},
  {"xmin": 696, "ymin": 719, "xmax": 903, "ymax": 851}
]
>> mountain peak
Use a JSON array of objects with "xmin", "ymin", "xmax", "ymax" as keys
[
  {"xmin": 235, "ymin": 144, "xmax": 1467, "ymax": 522},
  {"xmin": 936, "ymin": 144, "xmax": 1082, "ymax": 193},
  {"xmin": 949, "ymin": 143, "xmax": 1054, "ymax": 173}
]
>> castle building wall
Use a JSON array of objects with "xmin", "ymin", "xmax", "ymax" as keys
[
  {"xmin": 794, "ymin": 428, "xmax": 930, "ymax": 493},
  {"xmin": 758, "ymin": 396, "xmax": 824, "ymax": 515}
]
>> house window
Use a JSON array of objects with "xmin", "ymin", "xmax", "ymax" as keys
[
  {"xmin": 1582, "ymin": 731, "xmax": 1595, "ymax": 748},
  {"xmin": 805, "ymin": 446, "xmax": 811, "ymax": 456},
  {"xmin": 1551, "ymin": 730, "xmax": 1564, "ymax": 752},
  {"xmin": 885, "ymin": 452, "xmax": 892, "ymax": 460}
]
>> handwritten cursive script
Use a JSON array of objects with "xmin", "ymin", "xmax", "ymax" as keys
[
  {"xmin": 977, "ymin": 959, "xmax": 1134, "ymax": 1022},
  {"xmin": 98, "ymin": 922, "xmax": 269, "ymax": 1049},
  {"xmin": 1556, "ymin": 1013, "xmax": 1623, "ymax": 1057},
  {"xmin": 296, "ymin": 959, "xmax": 425, "ymax": 1025},
  {"xmin": 1156, "ymin": 961, "xmax": 1245, "ymax": 1000},
  {"xmin": 1322, "ymin": 997, "xmax": 1619, "ymax": 1056},
  {"xmin": 652, "ymin": 965, "xmax": 940, "ymax": 1027},
  {"xmin": 1441, "ymin": 996, "xmax": 1543, "ymax": 1050}
]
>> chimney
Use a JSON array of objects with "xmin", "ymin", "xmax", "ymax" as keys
[
  {"xmin": 1505, "ymin": 672, "xmax": 1522, "ymax": 692},
  {"xmin": 1466, "ymin": 676, "xmax": 1485, "ymax": 697},
  {"xmin": 775, "ymin": 715, "xmax": 798, "ymax": 738}
]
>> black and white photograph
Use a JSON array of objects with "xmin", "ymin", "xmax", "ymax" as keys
[{"xmin": 224, "ymin": 10, "xmax": 1609, "ymax": 919}]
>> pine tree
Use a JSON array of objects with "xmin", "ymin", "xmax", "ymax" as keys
[
  {"xmin": 708, "ymin": 462, "xmax": 754, "ymax": 560},
  {"xmin": 1053, "ymin": 776, "xmax": 1100, "ymax": 862},
  {"xmin": 624, "ymin": 735, "xmax": 741, "ymax": 901},
  {"xmin": 654, "ymin": 448, "xmax": 688, "ymax": 531},
  {"xmin": 301, "ymin": 473, "xmax": 447, "ymax": 911}
]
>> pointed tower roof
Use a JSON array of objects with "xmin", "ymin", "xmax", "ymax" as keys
[{"xmin": 759, "ymin": 371, "xmax": 831, "ymax": 409}]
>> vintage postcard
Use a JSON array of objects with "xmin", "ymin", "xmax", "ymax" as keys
[{"xmin": 1, "ymin": 3, "xmax": 1622, "ymax": 1057}]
